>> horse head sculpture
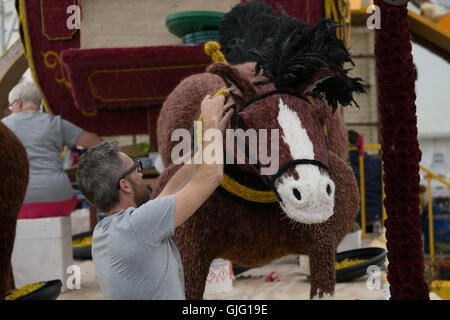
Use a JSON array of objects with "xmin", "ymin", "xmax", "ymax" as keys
[
  {"xmin": 154, "ymin": 2, "xmax": 365, "ymax": 299},
  {"xmin": 207, "ymin": 61, "xmax": 337, "ymax": 224}
]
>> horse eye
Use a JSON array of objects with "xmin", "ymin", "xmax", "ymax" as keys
[{"xmin": 293, "ymin": 188, "xmax": 302, "ymax": 201}]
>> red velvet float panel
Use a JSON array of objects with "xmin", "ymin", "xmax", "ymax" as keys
[
  {"xmin": 20, "ymin": 0, "xmax": 321, "ymax": 136},
  {"xmin": 18, "ymin": 0, "xmax": 212, "ymax": 135},
  {"xmin": 60, "ymin": 45, "xmax": 211, "ymax": 110},
  {"xmin": 258, "ymin": 0, "xmax": 324, "ymax": 26}
]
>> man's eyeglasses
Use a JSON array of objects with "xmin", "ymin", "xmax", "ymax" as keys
[
  {"xmin": 8, "ymin": 100, "xmax": 16, "ymax": 110},
  {"xmin": 117, "ymin": 160, "xmax": 143, "ymax": 189}
]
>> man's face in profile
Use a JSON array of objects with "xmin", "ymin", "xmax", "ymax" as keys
[
  {"xmin": 131, "ymin": 178, "xmax": 150, "ymax": 207},
  {"xmin": 120, "ymin": 152, "xmax": 150, "ymax": 207}
]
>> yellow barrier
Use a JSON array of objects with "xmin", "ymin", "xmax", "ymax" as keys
[
  {"xmin": 348, "ymin": 143, "xmax": 450, "ymax": 258},
  {"xmin": 381, "ymin": 162, "xmax": 387, "ymax": 223},
  {"xmin": 359, "ymin": 154, "xmax": 366, "ymax": 239},
  {"xmin": 420, "ymin": 164, "xmax": 450, "ymax": 263},
  {"xmin": 420, "ymin": 166, "xmax": 450, "ymax": 188},
  {"xmin": 427, "ymin": 175, "xmax": 435, "ymax": 263},
  {"xmin": 349, "ymin": 144, "xmax": 381, "ymax": 239}
]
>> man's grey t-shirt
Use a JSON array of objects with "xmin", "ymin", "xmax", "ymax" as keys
[
  {"xmin": 91, "ymin": 195, "xmax": 185, "ymax": 300},
  {"xmin": 1, "ymin": 111, "xmax": 83, "ymax": 203}
]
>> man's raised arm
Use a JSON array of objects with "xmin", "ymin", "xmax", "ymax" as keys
[{"xmin": 170, "ymin": 95, "xmax": 233, "ymax": 228}]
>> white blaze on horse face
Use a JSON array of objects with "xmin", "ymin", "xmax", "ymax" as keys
[{"xmin": 276, "ymin": 98, "xmax": 335, "ymax": 224}]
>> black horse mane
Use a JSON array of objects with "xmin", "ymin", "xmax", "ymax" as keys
[{"xmin": 219, "ymin": 1, "xmax": 366, "ymax": 112}]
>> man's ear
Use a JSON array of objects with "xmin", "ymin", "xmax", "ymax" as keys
[
  {"xmin": 16, "ymin": 98, "xmax": 23, "ymax": 110},
  {"xmin": 207, "ymin": 62, "xmax": 257, "ymax": 109},
  {"xmin": 119, "ymin": 179, "xmax": 132, "ymax": 193}
]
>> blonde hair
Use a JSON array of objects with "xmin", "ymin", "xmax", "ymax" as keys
[{"xmin": 9, "ymin": 81, "xmax": 42, "ymax": 109}]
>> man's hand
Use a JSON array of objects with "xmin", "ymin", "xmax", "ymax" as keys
[
  {"xmin": 201, "ymin": 95, "xmax": 234, "ymax": 133},
  {"xmin": 168, "ymin": 95, "xmax": 234, "ymax": 228}
]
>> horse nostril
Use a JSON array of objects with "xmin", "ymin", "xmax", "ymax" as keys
[
  {"xmin": 293, "ymin": 188, "xmax": 302, "ymax": 201},
  {"xmin": 326, "ymin": 184, "xmax": 332, "ymax": 196}
]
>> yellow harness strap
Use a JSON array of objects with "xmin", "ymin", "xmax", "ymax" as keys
[{"xmin": 200, "ymin": 42, "xmax": 278, "ymax": 204}]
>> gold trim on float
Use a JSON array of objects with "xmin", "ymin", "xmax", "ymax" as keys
[
  {"xmin": 19, "ymin": 0, "xmax": 52, "ymax": 114},
  {"xmin": 87, "ymin": 64, "xmax": 209, "ymax": 102},
  {"xmin": 42, "ymin": 50, "xmax": 72, "ymax": 94},
  {"xmin": 40, "ymin": 0, "xmax": 78, "ymax": 41}
]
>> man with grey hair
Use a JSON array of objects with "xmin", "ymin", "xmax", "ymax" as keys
[
  {"xmin": 76, "ymin": 94, "xmax": 233, "ymax": 300},
  {"xmin": 1, "ymin": 81, "xmax": 101, "ymax": 219},
  {"xmin": 8, "ymin": 81, "xmax": 42, "ymax": 113}
]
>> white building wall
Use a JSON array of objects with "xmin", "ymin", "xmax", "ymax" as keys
[{"xmin": 418, "ymin": 136, "xmax": 450, "ymax": 198}]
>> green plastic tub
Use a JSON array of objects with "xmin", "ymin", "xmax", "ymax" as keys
[{"xmin": 166, "ymin": 11, "xmax": 225, "ymax": 39}]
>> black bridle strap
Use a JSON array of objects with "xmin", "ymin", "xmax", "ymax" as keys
[
  {"xmin": 232, "ymin": 131, "xmax": 282, "ymax": 201},
  {"xmin": 228, "ymin": 89, "xmax": 331, "ymax": 202},
  {"xmin": 269, "ymin": 159, "xmax": 330, "ymax": 185},
  {"xmin": 230, "ymin": 89, "xmax": 309, "ymax": 131},
  {"xmin": 239, "ymin": 89, "xmax": 310, "ymax": 113}
]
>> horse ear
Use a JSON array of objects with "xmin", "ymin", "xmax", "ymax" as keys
[
  {"xmin": 207, "ymin": 62, "xmax": 257, "ymax": 107},
  {"xmin": 297, "ymin": 66, "xmax": 366, "ymax": 113},
  {"xmin": 297, "ymin": 67, "xmax": 339, "ymax": 97}
]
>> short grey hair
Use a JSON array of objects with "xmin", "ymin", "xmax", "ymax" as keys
[
  {"xmin": 9, "ymin": 81, "xmax": 42, "ymax": 108},
  {"xmin": 76, "ymin": 140, "xmax": 127, "ymax": 212}
]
